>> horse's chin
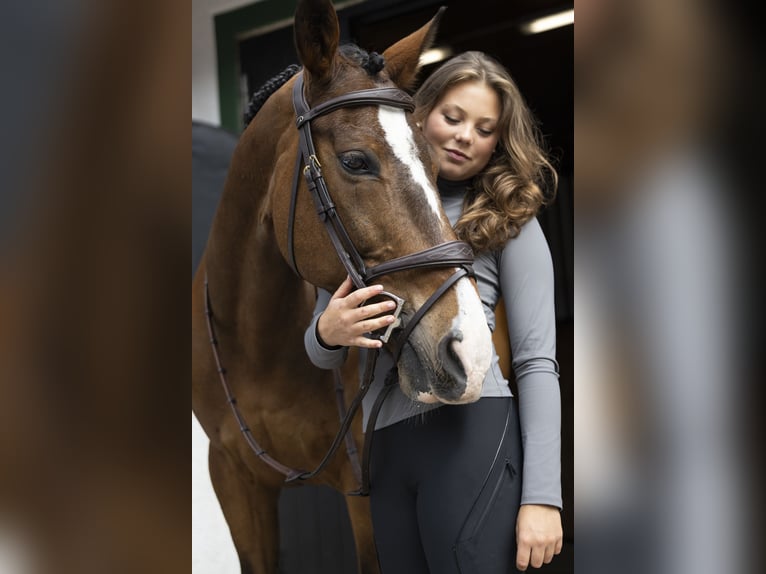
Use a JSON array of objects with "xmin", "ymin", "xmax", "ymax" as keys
[{"xmin": 414, "ymin": 391, "xmax": 441, "ymax": 404}]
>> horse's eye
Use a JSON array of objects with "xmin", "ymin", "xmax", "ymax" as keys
[{"xmin": 339, "ymin": 151, "xmax": 374, "ymax": 175}]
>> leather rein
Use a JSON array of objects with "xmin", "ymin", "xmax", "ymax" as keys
[{"xmin": 205, "ymin": 72, "xmax": 475, "ymax": 495}]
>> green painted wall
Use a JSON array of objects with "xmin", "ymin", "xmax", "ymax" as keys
[{"xmin": 215, "ymin": 0, "xmax": 354, "ymax": 132}]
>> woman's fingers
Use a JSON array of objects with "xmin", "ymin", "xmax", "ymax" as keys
[
  {"xmin": 515, "ymin": 504, "xmax": 563, "ymax": 571},
  {"xmin": 318, "ymin": 278, "xmax": 398, "ymax": 348},
  {"xmin": 357, "ymin": 314, "xmax": 397, "ymax": 336},
  {"xmin": 354, "ymin": 299, "xmax": 397, "ymax": 320},
  {"xmin": 330, "ymin": 275, "xmax": 355, "ymax": 301},
  {"xmin": 344, "ymin": 283, "xmax": 386, "ymax": 308},
  {"xmin": 342, "ymin": 301, "xmax": 397, "ymax": 349},
  {"xmin": 349, "ymin": 317, "xmax": 397, "ymax": 349}
]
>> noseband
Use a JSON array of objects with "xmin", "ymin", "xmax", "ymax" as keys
[{"xmin": 289, "ymin": 72, "xmax": 474, "ymax": 355}]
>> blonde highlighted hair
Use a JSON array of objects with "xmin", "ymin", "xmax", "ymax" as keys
[{"xmin": 413, "ymin": 51, "xmax": 557, "ymax": 251}]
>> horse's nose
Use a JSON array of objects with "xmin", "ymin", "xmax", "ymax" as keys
[{"xmin": 436, "ymin": 329, "xmax": 468, "ymax": 401}]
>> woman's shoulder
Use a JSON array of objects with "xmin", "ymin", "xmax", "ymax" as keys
[
  {"xmin": 474, "ymin": 217, "xmax": 546, "ymax": 267},
  {"xmin": 518, "ymin": 214, "xmax": 545, "ymax": 236},
  {"xmin": 499, "ymin": 216, "xmax": 548, "ymax": 252},
  {"xmin": 498, "ymin": 216, "xmax": 553, "ymax": 270}
]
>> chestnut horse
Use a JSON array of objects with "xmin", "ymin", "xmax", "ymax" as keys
[{"xmin": 192, "ymin": 1, "xmax": 493, "ymax": 572}]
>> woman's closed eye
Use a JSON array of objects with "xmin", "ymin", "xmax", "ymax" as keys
[{"xmin": 444, "ymin": 114, "xmax": 494, "ymax": 137}]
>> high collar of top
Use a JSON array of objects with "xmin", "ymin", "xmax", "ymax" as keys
[{"xmin": 437, "ymin": 176, "xmax": 472, "ymax": 199}]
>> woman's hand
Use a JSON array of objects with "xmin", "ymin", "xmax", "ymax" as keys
[
  {"xmin": 515, "ymin": 504, "xmax": 563, "ymax": 570},
  {"xmin": 316, "ymin": 276, "xmax": 397, "ymax": 349}
]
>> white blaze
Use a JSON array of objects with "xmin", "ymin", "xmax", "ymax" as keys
[
  {"xmin": 377, "ymin": 106, "xmax": 441, "ymax": 218},
  {"xmin": 451, "ymin": 277, "xmax": 493, "ymax": 400},
  {"xmin": 378, "ymin": 106, "xmax": 491, "ymax": 401}
]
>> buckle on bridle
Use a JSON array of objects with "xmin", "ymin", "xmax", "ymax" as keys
[{"xmin": 363, "ymin": 290, "xmax": 404, "ymax": 344}]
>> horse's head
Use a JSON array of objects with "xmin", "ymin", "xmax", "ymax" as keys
[{"xmin": 265, "ymin": 0, "xmax": 493, "ymax": 404}]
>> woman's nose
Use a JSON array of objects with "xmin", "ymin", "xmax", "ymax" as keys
[{"xmin": 455, "ymin": 127, "xmax": 472, "ymax": 144}]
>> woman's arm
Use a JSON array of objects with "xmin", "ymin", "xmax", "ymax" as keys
[
  {"xmin": 304, "ymin": 287, "xmax": 349, "ymax": 370},
  {"xmin": 500, "ymin": 217, "xmax": 562, "ymax": 509},
  {"xmin": 500, "ymin": 218, "xmax": 563, "ymax": 570}
]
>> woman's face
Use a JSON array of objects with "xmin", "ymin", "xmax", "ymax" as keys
[{"xmin": 422, "ymin": 80, "xmax": 501, "ymax": 181}]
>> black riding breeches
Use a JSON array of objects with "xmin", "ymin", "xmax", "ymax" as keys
[{"xmin": 369, "ymin": 397, "xmax": 522, "ymax": 574}]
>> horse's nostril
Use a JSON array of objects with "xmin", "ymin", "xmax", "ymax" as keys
[{"xmin": 437, "ymin": 329, "xmax": 467, "ymax": 398}]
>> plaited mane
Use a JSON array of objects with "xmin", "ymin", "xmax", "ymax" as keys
[
  {"xmin": 243, "ymin": 64, "xmax": 301, "ymax": 127},
  {"xmin": 242, "ymin": 45, "xmax": 386, "ymax": 128}
]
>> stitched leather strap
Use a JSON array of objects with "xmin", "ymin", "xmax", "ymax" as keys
[
  {"xmin": 366, "ymin": 240, "xmax": 474, "ymax": 283},
  {"xmin": 295, "ymin": 87, "xmax": 414, "ymax": 127}
]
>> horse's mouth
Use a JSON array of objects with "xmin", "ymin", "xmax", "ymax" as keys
[{"xmin": 397, "ymin": 340, "xmax": 482, "ymax": 405}]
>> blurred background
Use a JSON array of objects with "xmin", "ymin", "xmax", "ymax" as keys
[
  {"xmin": 0, "ymin": 1, "xmax": 189, "ymax": 573},
  {"xmin": 574, "ymin": 1, "xmax": 761, "ymax": 574},
  {"xmin": 0, "ymin": 0, "xmax": 763, "ymax": 573}
]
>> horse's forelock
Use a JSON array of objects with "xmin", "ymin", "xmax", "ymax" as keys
[{"xmin": 338, "ymin": 44, "xmax": 385, "ymax": 76}]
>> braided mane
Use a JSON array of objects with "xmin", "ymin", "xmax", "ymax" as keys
[
  {"xmin": 242, "ymin": 45, "xmax": 386, "ymax": 128},
  {"xmin": 243, "ymin": 64, "xmax": 301, "ymax": 127}
]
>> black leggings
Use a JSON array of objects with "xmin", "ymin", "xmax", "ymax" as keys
[{"xmin": 369, "ymin": 397, "xmax": 522, "ymax": 574}]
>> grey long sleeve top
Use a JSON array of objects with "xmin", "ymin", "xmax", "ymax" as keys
[{"xmin": 304, "ymin": 177, "xmax": 562, "ymax": 509}]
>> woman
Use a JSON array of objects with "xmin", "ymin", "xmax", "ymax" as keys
[{"xmin": 304, "ymin": 51, "xmax": 562, "ymax": 573}]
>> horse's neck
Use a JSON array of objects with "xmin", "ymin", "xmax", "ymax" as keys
[
  {"xmin": 201, "ymin": 88, "xmax": 314, "ymax": 346},
  {"xmin": 203, "ymin": 127, "xmax": 303, "ymax": 334},
  {"xmin": 204, "ymin": 213, "xmax": 304, "ymax": 340}
]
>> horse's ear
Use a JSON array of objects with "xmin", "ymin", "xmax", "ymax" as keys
[
  {"xmin": 294, "ymin": 0, "xmax": 340, "ymax": 84},
  {"xmin": 382, "ymin": 6, "xmax": 446, "ymax": 90}
]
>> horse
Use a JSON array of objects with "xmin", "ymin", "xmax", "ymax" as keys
[{"xmin": 191, "ymin": 0, "xmax": 494, "ymax": 572}]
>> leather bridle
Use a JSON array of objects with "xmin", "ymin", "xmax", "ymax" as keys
[
  {"xmin": 289, "ymin": 72, "xmax": 475, "ymax": 352},
  {"xmin": 205, "ymin": 71, "xmax": 477, "ymax": 495}
]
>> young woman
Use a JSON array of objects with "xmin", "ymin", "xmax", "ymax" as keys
[{"xmin": 304, "ymin": 51, "xmax": 563, "ymax": 573}]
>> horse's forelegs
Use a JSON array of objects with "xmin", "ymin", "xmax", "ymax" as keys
[
  {"xmin": 345, "ymin": 495, "xmax": 380, "ymax": 574},
  {"xmin": 209, "ymin": 444, "xmax": 281, "ymax": 574}
]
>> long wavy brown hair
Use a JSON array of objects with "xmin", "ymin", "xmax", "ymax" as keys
[{"xmin": 413, "ymin": 51, "xmax": 557, "ymax": 252}]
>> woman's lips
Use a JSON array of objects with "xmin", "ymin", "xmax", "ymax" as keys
[{"xmin": 445, "ymin": 148, "xmax": 469, "ymax": 162}]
